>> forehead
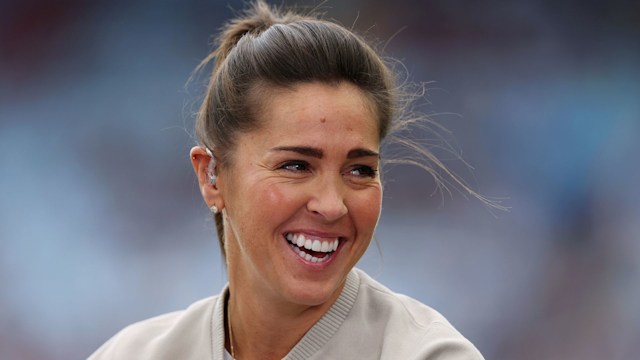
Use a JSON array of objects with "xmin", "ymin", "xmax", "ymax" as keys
[{"xmin": 251, "ymin": 81, "xmax": 380, "ymax": 140}]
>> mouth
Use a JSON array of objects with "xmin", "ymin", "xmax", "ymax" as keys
[{"xmin": 285, "ymin": 232, "xmax": 341, "ymax": 264}]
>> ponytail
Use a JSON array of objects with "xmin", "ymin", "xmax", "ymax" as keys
[{"xmin": 193, "ymin": 1, "xmax": 500, "ymax": 261}]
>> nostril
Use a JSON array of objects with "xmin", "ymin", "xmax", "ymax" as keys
[
  {"xmin": 306, "ymin": 178, "xmax": 348, "ymax": 220},
  {"xmin": 306, "ymin": 196, "xmax": 347, "ymax": 221}
]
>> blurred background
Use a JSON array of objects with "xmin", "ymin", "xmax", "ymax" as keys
[{"xmin": 1, "ymin": 0, "xmax": 638, "ymax": 359}]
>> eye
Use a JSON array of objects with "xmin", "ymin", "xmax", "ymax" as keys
[
  {"xmin": 347, "ymin": 165, "xmax": 377, "ymax": 178},
  {"xmin": 278, "ymin": 160, "xmax": 311, "ymax": 173}
]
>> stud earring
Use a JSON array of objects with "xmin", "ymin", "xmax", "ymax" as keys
[{"xmin": 210, "ymin": 205, "xmax": 219, "ymax": 214}]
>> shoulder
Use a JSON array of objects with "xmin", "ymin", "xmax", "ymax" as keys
[
  {"xmin": 89, "ymin": 296, "xmax": 219, "ymax": 360},
  {"xmin": 352, "ymin": 269, "xmax": 484, "ymax": 359}
]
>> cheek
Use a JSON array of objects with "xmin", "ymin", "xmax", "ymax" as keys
[
  {"xmin": 256, "ymin": 183, "xmax": 305, "ymax": 220},
  {"xmin": 260, "ymin": 184, "xmax": 286, "ymax": 204},
  {"xmin": 353, "ymin": 189, "xmax": 382, "ymax": 233},
  {"xmin": 260, "ymin": 184, "xmax": 291, "ymax": 206}
]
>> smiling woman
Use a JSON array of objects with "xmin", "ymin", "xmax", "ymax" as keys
[
  {"xmin": 214, "ymin": 82, "xmax": 382, "ymax": 312},
  {"xmin": 89, "ymin": 1, "xmax": 484, "ymax": 359}
]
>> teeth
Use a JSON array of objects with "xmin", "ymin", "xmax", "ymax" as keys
[
  {"xmin": 285, "ymin": 233, "xmax": 341, "ymax": 256},
  {"xmin": 290, "ymin": 243, "xmax": 331, "ymax": 263}
]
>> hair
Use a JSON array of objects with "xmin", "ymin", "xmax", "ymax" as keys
[{"xmin": 194, "ymin": 0, "xmax": 503, "ymax": 259}]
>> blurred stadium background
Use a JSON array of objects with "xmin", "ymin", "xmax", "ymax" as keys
[{"xmin": 1, "ymin": 0, "xmax": 639, "ymax": 358}]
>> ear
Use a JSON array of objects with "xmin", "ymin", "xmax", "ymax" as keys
[{"xmin": 190, "ymin": 146, "xmax": 225, "ymax": 211}]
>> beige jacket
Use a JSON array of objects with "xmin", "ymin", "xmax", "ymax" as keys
[{"xmin": 89, "ymin": 268, "xmax": 484, "ymax": 359}]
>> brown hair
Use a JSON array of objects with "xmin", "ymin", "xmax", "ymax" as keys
[{"xmin": 194, "ymin": 1, "xmax": 502, "ymax": 258}]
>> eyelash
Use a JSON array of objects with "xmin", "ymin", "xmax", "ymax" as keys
[
  {"xmin": 279, "ymin": 160, "xmax": 311, "ymax": 172},
  {"xmin": 278, "ymin": 161, "xmax": 377, "ymax": 178},
  {"xmin": 348, "ymin": 165, "xmax": 377, "ymax": 178}
]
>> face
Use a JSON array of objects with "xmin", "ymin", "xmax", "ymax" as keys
[{"xmin": 218, "ymin": 81, "xmax": 382, "ymax": 308}]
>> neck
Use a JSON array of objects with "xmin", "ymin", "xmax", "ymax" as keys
[{"xmin": 226, "ymin": 281, "xmax": 344, "ymax": 360}]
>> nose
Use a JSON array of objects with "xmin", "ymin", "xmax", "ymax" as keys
[{"xmin": 306, "ymin": 175, "xmax": 348, "ymax": 222}]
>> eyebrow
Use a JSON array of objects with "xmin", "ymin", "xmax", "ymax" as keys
[
  {"xmin": 270, "ymin": 146, "xmax": 379, "ymax": 159},
  {"xmin": 347, "ymin": 148, "xmax": 379, "ymax": 159},
  {"xmin": 271, "ymin": 146, "xmax": 323, "ymax": 158}
]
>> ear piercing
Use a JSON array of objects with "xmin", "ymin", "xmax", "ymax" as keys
[{"xmin": 210, "ymin": 205, "xmax": 219, "ymax": 214}]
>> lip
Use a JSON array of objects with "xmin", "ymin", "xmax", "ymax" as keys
[
  {"xmin": 283, "ymin": 229, "xmax": 347, "ymax": 240},
  {"xmin": 282, "ymin": 230, "xmax": 346, "ymax": 269}
]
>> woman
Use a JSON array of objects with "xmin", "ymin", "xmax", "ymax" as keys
[{"xmin": 90, "ymin": 1, "xmax": 485, "ymax": 359}]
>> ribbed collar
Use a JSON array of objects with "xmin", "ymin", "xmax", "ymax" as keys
[
  {"xmin": 211, "ymin": 285, "xmax": 228, "ymax": 360},
  {"xmin": 210, "ymin": 270, "xmax": 361, "ymax": 360},
  {"xmin": 285, "ymin": 270, "xmax": 360, "ymax": 359}
]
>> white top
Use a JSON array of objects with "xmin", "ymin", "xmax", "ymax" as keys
[{"xmin": 90, "ymin": 268, "xmax": 484, "ymax": 359}]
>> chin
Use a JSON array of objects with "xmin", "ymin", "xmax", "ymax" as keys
[{"xmin": 283, "ymin": 275, "xmax": 346, "ymax": 307}]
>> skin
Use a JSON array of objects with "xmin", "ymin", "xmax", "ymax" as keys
[{"xmin": 191, "ymin": 81, "xmax": 382, "ymax": 359}]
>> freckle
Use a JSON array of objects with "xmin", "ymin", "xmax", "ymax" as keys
[{"xmin": 320, "ymin": 117, "xmax": 326, "ymax": 123}]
